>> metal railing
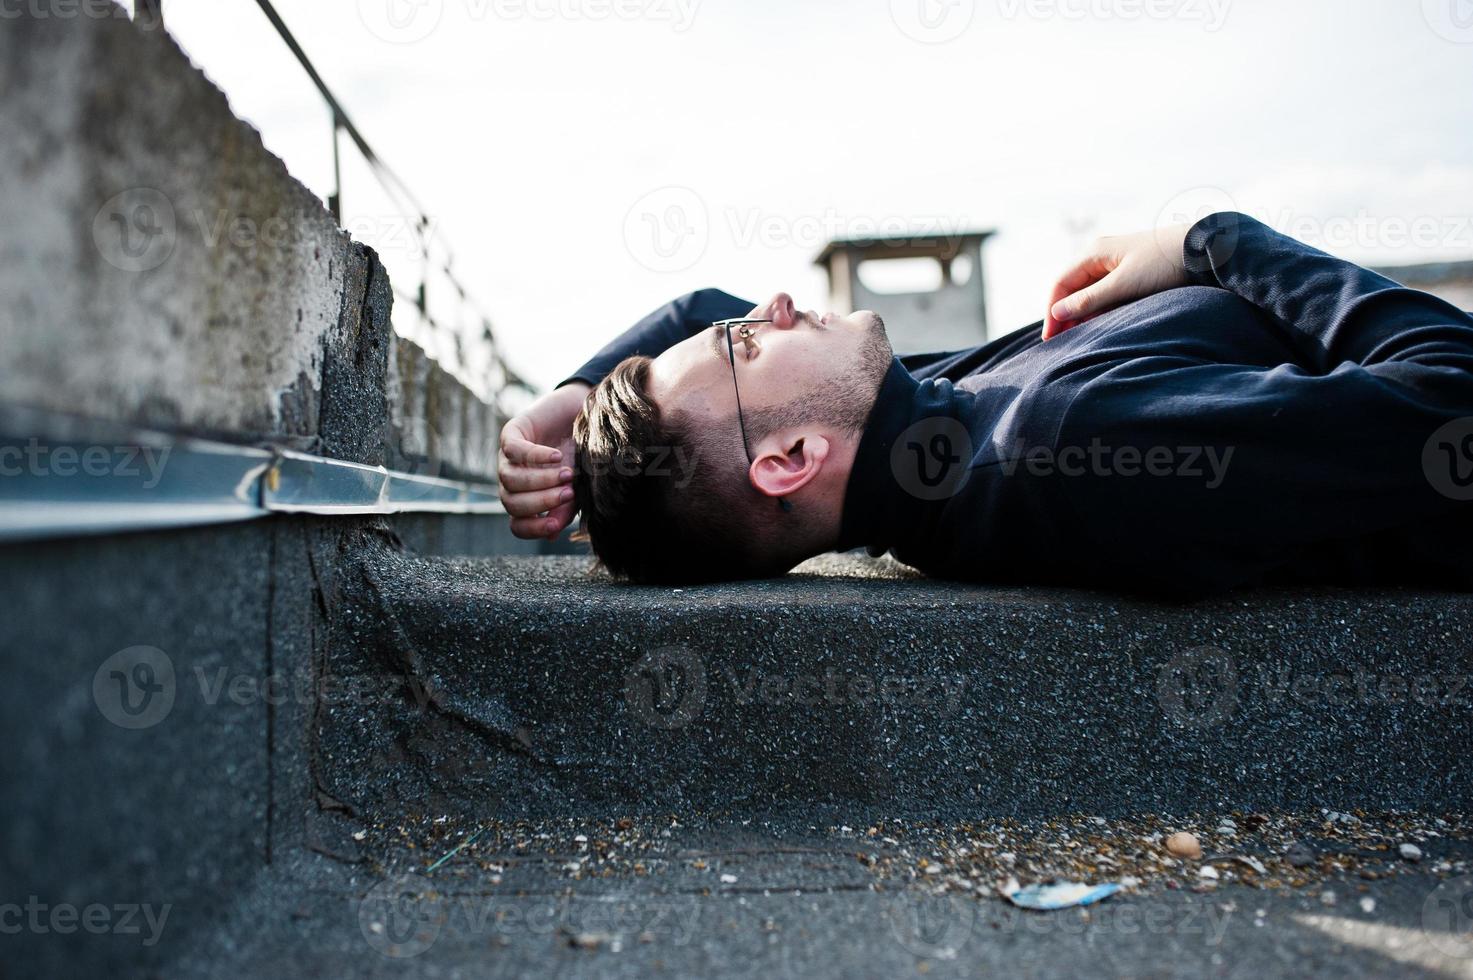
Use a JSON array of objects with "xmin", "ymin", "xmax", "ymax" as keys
[{"xmin": 244, "ymin": 0, "xmax": 537, "ymax": 412}]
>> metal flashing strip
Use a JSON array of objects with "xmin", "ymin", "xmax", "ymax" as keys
[
  {"xmin": 263, "ymin": 450, "xmax": 504, "ymax": 516},
  {"xmin": 0, "ymin": 426, "xmax": 504, "ymax": 543}
]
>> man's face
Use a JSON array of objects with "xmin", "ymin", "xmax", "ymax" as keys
[{"xmin": 648, "ymin": 292, "xmax": 891, "ymax": 430}]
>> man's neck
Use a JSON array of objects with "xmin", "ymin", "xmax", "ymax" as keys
[{"xmin": 801, "ymin": 428, "xmax": 862, "ymax": 551}]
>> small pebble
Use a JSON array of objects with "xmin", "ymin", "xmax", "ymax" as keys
[
  {"xmin": 1199, "ymin": 866, "xmax": 1220, "ymax": 880},
  {"xmin": 1166, "ymin": 832, "xmax": 1203, "ymax": 859},
  {"xmin": 568, "ymin": 932, "xmax": 611, "ymax": 950},
  {"xmin": 1360, "ymin": 897, "xmax": 1376, "ymax": 914},
  {"xmin": 1286, "ymin": 841, "xmax": 1315, "ymax": 868},
  {"xmin": 1399, "ymin": 843, "xmax": 1423, "ymax": 863}
]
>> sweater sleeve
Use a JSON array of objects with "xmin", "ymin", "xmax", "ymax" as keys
[
  {"xmin": 1050, "ymin": 224, "xmax": 1473, "ymax": 593},
  {"xmin": 557, "ymin": 288, "xmax": 756, "ymax": 389},
  {"xmin": 1182, "ymin": 211, "xmax": 1473, "ymax": 376}
]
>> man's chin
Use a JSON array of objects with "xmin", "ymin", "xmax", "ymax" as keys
[{"xmin": 856, "ymin": 310, "xmax": 889, "ymax": 346}]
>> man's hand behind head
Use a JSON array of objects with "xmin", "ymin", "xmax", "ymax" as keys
[{"xmin": 498, "ymin": 381, "xmax": 590, "ymax": 540}]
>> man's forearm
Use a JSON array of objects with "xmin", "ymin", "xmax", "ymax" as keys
[
  {"xmin": 558, "ymin": 288, "xmax": 754, "ymax": 389},
  {"xmin": 1184, "ymin": 212, "xmax": 1473, "ymax": 373}
]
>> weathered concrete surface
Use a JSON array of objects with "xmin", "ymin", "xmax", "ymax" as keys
[
  {"xmin": 0, "ymin": 517, "xmax": 333, "ymax": 976},
  {"xmin": 328, "ymin": 549, "xmax": 1473, "ymax": 822},
  {"xmin": 6, "ymin": 520, "xmax": 1473, "ymax": 977},
  {"xmin": 164, "ymin": 814, "xmax": 1473, "ymax": 979},
  {"xmin": 0, "ymin": 8, "xmax": 500, "ymax": 481},
  {"xmin": 390, "ymin": 336, "xmax": 499, "ymax": 482},
  {"xmin": 0, "ymin": 9, "xmax": 356, "ymax": 440},
  {"xmin": 0, "ymin": 514, "xmax": 537, "ymax": 977}
]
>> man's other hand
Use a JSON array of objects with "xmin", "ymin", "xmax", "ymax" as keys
[
  {"xmin": 1043, "ymin": 224, "xmax": 1192, "ymax": 340},
  {"xmin": 498, "ymin": 381, "xmax": 592, "ymax": 539}
]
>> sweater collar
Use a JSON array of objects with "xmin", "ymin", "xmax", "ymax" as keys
[{"xmin": 836, "ymin": 358, "xmax": 934, "ymax": 554}]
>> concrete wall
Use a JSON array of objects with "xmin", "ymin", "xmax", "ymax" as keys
[
  {"xmin": 0, "ymin": 516, "xmax": 375, "ymax": 975},
  {"xmin": 389, "ymin": 337, "xmax": 500, "ymax": 481},
  {"xmin": 0, "ymin": 6, "xmax": 499, "ymax": 480}
]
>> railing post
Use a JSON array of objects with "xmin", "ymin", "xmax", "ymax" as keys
[
  {"xmin": 328, "ymin": 116, "xmax": 343, "ymax": 224},
  {"xmin": 136, "ymin": 0, "xmax": 164, "ymax": 30}
]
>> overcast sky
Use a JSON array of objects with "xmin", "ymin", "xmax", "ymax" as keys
[{"xmin": 143, "ymin": 0, "xmax": 1473, "ymax": 392}]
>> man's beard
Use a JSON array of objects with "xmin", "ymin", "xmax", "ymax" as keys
[{"xmin": 746, "ymin": 314, "xmax": 895, "ymax": 436}]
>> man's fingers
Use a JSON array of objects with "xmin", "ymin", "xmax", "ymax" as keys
[
  {"xmin": 1043, "ymin": 256, "xmax": 1113, "ymax": 340},
  {"xmin": 500, "ymin": 434, "xmax": 562, "ymax": 467},
  {"xmin": 510, "ymin": 515, "xmax": 559, "ymax": 539},
  {"xmin": 500, "ymin": 483, "xmax": 574, "ymax": 519},
  {"xmin": 507, "ymin": 501, "xmax": 577, "ymax": 540},
  {"xmin": 1051, "ymin": 276, "xmax": 1116, "ymax": 324},
  {"xmin": 1043, "ymin": 280, "xmax": 1077, "ymax": 340},
  {"xmin": 499, "ymin": 462, "xmax": 572, "ymax": 494},
  {"xmin": 543, "ymin": 501, "xmax": 576, "ymax": 539}
]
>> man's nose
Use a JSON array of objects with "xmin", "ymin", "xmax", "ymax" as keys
[{"xmin": 765, "ymin": 293, "xmax": 798, "ymax": 328}]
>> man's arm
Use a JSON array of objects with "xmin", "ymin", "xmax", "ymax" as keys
[
  {"xmin": 500, "ymin": 288, "xmax": 755, "ymax": 539},
  {"xmin": 558, "ymin": 287, "xmax": 756, "ymax": 388},
  {"xmin": 1042, "ymin": 216, "xmax": 1473, "ymax": 594},
  {"xmin": 1183, "ymin": 211, "xmax": 1473, "ymax": 373},
  {"xmin": 1047, "ymin": 211, "xmax": 1473, "ymax": 374}
]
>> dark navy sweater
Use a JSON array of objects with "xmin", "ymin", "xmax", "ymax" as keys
[{"xmin": 565, "ymin": 212, "xmax": 1473, "ymax": 595}]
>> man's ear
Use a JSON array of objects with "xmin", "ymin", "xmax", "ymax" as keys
[{"xmin": 748, "ymin": 431, "xmax": 831, "ymax": 500}]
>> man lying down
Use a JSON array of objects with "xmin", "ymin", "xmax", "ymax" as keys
[{"xmin": 496, "ymin": 211, "xmax": 1473, "ymax": 596}]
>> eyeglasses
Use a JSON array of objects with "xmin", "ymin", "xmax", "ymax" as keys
[
  {"xmin": 713, "ymin": 317, "xmax": 793, "ymax": 514},
  {"xmin": 713, "ymin": 317, "xmax": 770, "ymax": 464}
]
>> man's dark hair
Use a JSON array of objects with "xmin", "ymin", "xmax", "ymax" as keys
[{"xmin": 571, "ymin": 356, "xmax": 793, "ymax": 584}]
